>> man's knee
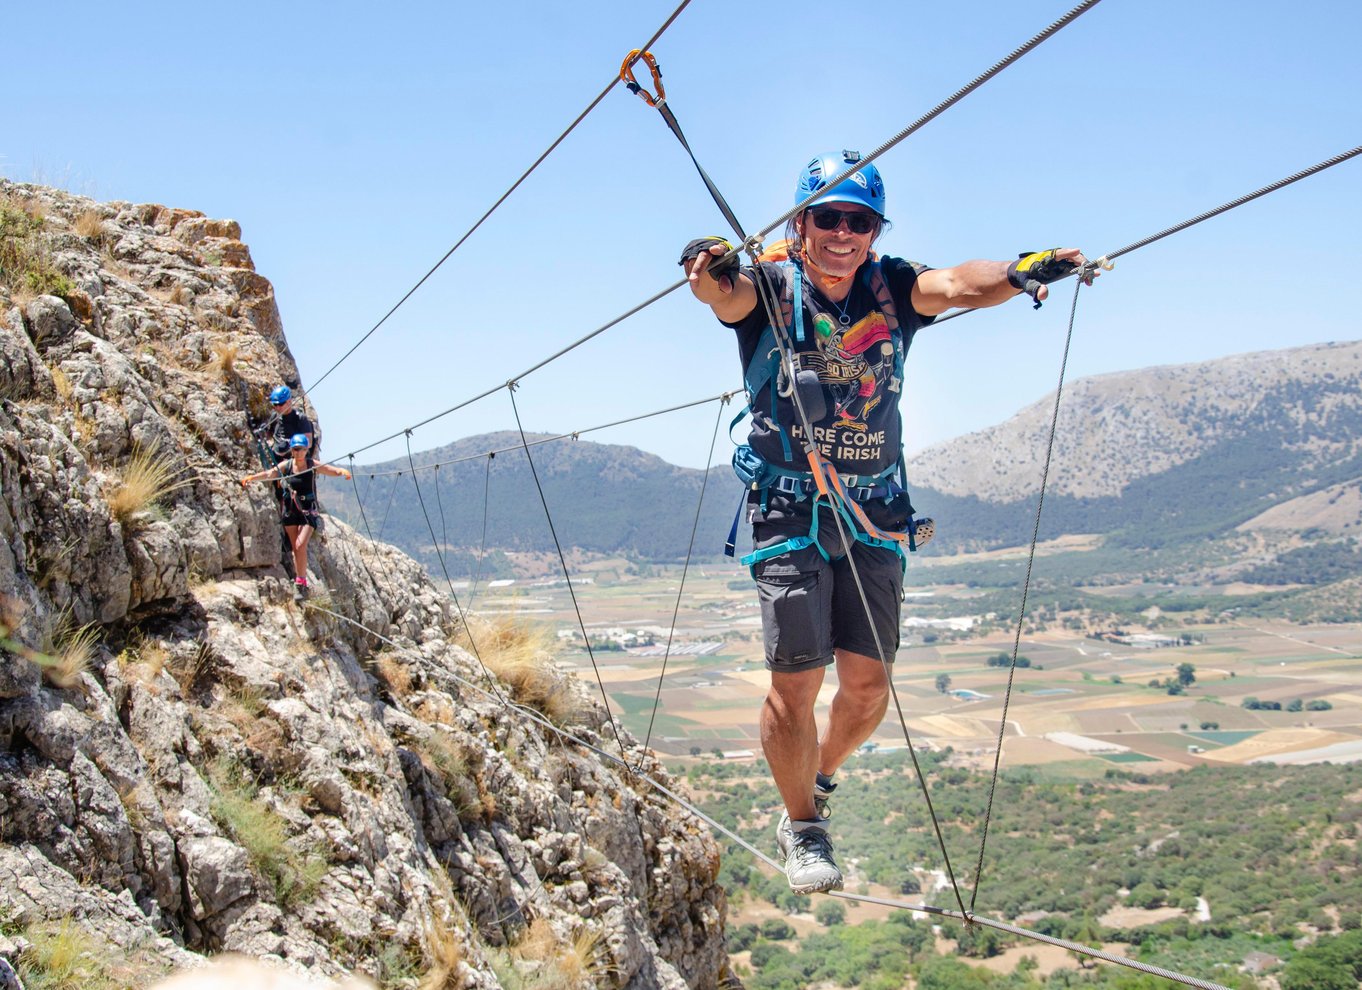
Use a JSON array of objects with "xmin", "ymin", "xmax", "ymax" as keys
[
  {"xmin": 834, "ymin": 650, "xmax": 891, "ymax": 704},
  {"xmin": 766, "ymin": 669, "xmax": 824, "ymax": 716}
]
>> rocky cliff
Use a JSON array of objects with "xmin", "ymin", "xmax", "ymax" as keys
[{"xmin": 0, "ymin": 181, "xmax": 730, "ymax": 988}]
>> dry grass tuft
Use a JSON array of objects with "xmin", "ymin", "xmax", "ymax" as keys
[
  {"xmin": 50, "ymin": 365, "xmax": 74, "ymax": 403},
  {"xmin": 205, "ymin": 340, "xmax": 240, "ymax": 379},
  {"xmin": 16, "ymin": 916, "xmax": 125, "ymax": 990},
  {"xmin": 417, "ymin": 908, "xmax": 468, "ymax": 990},
  {"xmin": 414, "ymin": 694, "xmax": 454, "ymax": 726},
  {"xmin": 74, "ymin": 208, "xmax": 107, "ymax": 242},
  {"xmin": 415, "ymin": 730, "xmax": 481, "ymax": 820},
  {"xmin": 556, "ymin": 926, "xmax": 613, "ymax": 988},
  {"xmin": 375, "ymin": 651, "xmax": 413, "ymax": 697},
  {"xmin": 108, "ymin": 444, "xmax": 192, "ymax": 523},
  {"xmin": 463, "ymin": 616, "xmax": 580, "ymax": 725},
  {"xmin": 35, "ymin": 611, "xmax": 99, "ymax": 689},
  {"xmin": 502, "ymin": 919, "xmax": 614, "ymax": 990}
]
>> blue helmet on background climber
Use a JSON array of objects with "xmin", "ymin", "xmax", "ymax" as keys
[
  {"xmin": 795, "ymin": 150, "xmax": 886, "ymax": 218},
  {"xmin": 269, "ymin": 385, "xmax": 292, "ymax": 406},
  {"xmin": 289, "ymin": 433, "xmax": 310, "ymax": 449}
]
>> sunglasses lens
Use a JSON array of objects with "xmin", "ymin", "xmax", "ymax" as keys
[{"xmin": 810, "ymin": 208, "xmax": 876, "ymax": 234}]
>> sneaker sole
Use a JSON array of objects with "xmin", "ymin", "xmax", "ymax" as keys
[{"xmin": 788, "ymin": 875, "xmax": 844, "ymax": 895}]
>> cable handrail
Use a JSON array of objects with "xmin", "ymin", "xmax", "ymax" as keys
[
  {"xmin": 304, "ymin": 0, "xmax": 698, "ymax": 395},
  {"xmin": 336, "ymin": 1, "xmax": 1104, "ymax": 463},
  {"xmin": 350, "ymin": 392, "xmax": 738, "ymax": 479},
  {"xmin": 300, "ymin": 593, "xmax": 1232, "ymax": 990}
]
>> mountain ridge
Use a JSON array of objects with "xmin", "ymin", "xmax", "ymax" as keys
[{"xmin": 328, "ymin": 339, "xmax": 1362, "ymax": 564}]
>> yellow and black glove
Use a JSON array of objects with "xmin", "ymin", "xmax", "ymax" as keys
[
  {"xmin": 679, "ymin": 236, "xmax": 740, "ymax": 287},
  {"xmin": 1007, "ymin": 250, "xmax": 1080, "ymax": 309}
]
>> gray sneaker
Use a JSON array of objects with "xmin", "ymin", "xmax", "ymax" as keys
[{"xmin": 775, "ymin": 813, "xmax": 843, "ymax": 894}]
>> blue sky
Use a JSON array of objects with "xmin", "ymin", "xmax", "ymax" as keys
[{"xmin": 8, "ymin": 0, "xmax": 1360, "ymax": 469}]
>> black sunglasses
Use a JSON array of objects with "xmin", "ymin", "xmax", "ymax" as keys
[{"xmin": 807, "ymin": 206, "xmax": 879, "ymax": 235}]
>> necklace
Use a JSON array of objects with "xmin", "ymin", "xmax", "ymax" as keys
[{"xmin": 820, "ymin": 283, "xmax": 855, "ymax": 326}]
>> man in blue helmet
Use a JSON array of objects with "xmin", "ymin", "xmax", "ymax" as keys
[
  {"xmin": 683, "ymin": 150, "xmax": 1092, "ymax": 894},
  {"xmin": 264, "ymin": 385, "xmax": 314, "ymax": 464}
]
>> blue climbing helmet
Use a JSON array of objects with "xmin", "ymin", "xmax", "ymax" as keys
[
  {"xmin": 289, "ymin": 433, "xmax": 310, "ymax": 449},
  {"xmin": 269, "ymin": 385, "xmax": 292, "ymax": 406},
  {"xmin": 795, "ymin": 150, "xmax": 886, "ymax": 218}
]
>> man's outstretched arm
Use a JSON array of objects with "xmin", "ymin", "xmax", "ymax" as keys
[{"xmin": 911, "ymin": 248, "xmax": 1091, "ymax": 317}]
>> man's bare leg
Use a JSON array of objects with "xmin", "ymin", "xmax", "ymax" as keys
[
  {"xmin": 761, "ymin": 666, "xmax": 826, "ymax": 821},
  {"xmin": 818, "ymin": 649, "xmax": 890, "ymax": 777}
]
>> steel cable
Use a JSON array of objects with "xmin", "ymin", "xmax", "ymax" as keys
[
  {"xmin": 301, "ymin": 596, "xmax": 1232, "ymax": 990},
  {"xmin": 305, "ymin": 0, "xmax": 698, "ymax": 394},
  {"xmin": 506, "ymin": 384, "xmax": 630, "ymax": 759},
  {"xmin": 970, "ymin": 275, "xmax": 1085, "ymax": 914},
  {"xmin": 638, "ymin": 393, "xmax": 729, "ymax": 760},
  {"xmin": 351, "ymin": 390, "xmax": 734, "ymax": 479},
  {"xmin": 337, "ymin": 0, "xmax": 1103, "ymax": 464}
]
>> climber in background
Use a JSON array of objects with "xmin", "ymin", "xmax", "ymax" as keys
[{"xmin": 241, "ymin": 434, "xmax": 350, "ymax": 595}]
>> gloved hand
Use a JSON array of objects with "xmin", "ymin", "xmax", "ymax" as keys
[
  {"xmin": 1007, "ymin": 249, "xmax": 1087, "ymax": 308},
  {"xmin": 679, "ymin": 236, "xmax": 740, "ymax": 288}
]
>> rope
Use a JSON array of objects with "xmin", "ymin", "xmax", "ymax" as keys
[
  {"xmin": 344, "ymin": 458, "xmax": 401, "ymax": 609},
  {"xmin": 970, "ymin": 276, "xmax": 1085, "ymax": 913},
  {"xmin": 375, "ymin": 471, "xmax": 402, "ymax": 542},
  {"xmin": 505, "ymin": 383, "xmax": 630, "ymax": 759},
  {"xmin": 468, "ymin": 454, "xmax": 495, "ymax": 606},
  {"xmin": 402, "ymin": 432, "xmax": 506, "ymax": 702},
  {"xmin": 638, "ymin": 393, "xmax": 729, "ymax": 761},
  {"xmin": 304, "ymin": 0, "xmax": 698, "ymax": 394},
  {"xmin": 1104, "ymin": 145, "xmax": 1362, "ymax": 261},
  {"xmin": 300, "ymin": 596, "xmax": 1232, "ymax": 990},
  {"xmin": 336, "ymin": 0, "xmax": 1103, "ymax": 466},
  {"xmin": 932, "ymin": 144, "xmax": 1362, "ymax": 327},
  {"xmin": 753, "ymin": 0, "xmax": 1104, "ymax": 240},
  {"xmin": 353, "ymin": 391, "xmax": 735, "ymax": 479}
]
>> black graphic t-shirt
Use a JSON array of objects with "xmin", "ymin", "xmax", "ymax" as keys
[{"xmin": 724, "ymin": 256, "xmax": 934, "ymax": 478}]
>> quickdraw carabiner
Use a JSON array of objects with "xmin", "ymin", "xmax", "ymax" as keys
[{"xmin": 620, "ymin": 49, "xmax": 665, "ymax": 108}]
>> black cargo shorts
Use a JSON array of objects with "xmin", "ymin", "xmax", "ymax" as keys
[{"xmin": 749, "ymin": 491, "xmax": 907, "ymax": 672}]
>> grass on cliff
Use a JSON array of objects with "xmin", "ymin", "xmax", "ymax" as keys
[
  {"xmin": 205, "ymin": 756, "xmax": 329, "ymax": 908},
  {"xmin": 0, "ymin": 195, "xmax": 74, "ymax": 301},
  {"xmin": 461, "ymin": 616, "xmax": 581, "ymax": 725},
  {"xmin": 108, "ymin": 444, "xmax": 193, "ymax": 524},
  {"xmin": 32, "ymin": 609, "xmax": 99, "ymax": 689},
  {"xmin": 4, "ymin": 915, "xmax": 167, "ymax": 990},
  {"xmin": 488, "ymin": 918, "xmax": 615, "ymax": 990}
]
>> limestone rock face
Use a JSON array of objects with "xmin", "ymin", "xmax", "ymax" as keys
[{"xmin": 0, "ymin": 181, "xmax": 732, "ymax": 989}]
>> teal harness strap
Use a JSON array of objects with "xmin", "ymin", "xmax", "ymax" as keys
[{"xmin": 731, "ymin": 259, "xmax": 916, "ymax": 572}]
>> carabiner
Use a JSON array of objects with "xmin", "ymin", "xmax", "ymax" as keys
[{"xmin": 620, "ymin": 49, "xmax": 665, "ymax": 108}]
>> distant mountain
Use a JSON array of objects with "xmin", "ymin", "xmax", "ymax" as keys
[
  {"xmin": 908, "ymin": 340, "xmax": 1362, "ymax": 549},
  {"xmin": 320, "ymin": 432, "xmax": 740, "ymax": 573},
  {"xmin": 324, "ymin": 340, "xmax": 1362, "ymax": 568}
]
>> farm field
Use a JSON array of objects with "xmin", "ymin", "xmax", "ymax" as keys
[{"xmin": 467, "ymin": 555, "xmax": 1362, "ymax": 772}]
